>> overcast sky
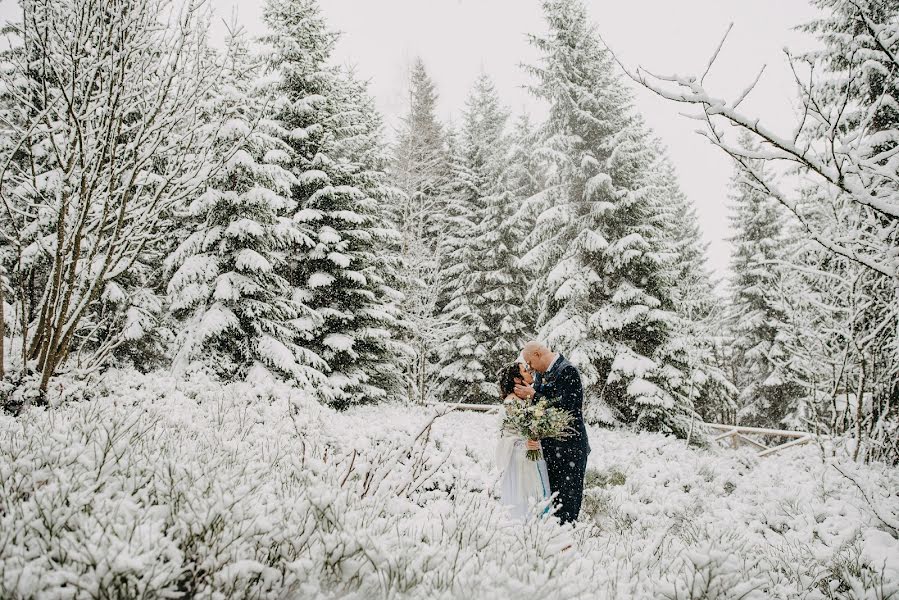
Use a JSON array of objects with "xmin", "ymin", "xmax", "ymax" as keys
[
  {"xmin": 208, "ymin": 0, "xmax": 819, "ymax": 278},
  {"xmin": 0, "ymin": 0, "xmax": 821, "ymax": 277}
]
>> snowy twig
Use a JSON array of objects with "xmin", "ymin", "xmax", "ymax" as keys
[
  {"xmin": 700, "ymin": 23, "xmax": 733, "ymax": 85},
  {"xmin": 606, "ymin": 16, "xmax": 899, "ymax": 279},
  {"xmin": 833, "ymin": 463, "xmax": 899, "ymax": 535}
]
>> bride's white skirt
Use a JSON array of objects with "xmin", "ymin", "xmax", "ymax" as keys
[{"xmin": 495, "ymin": 436, "xmax": 552, "ymax": 520}]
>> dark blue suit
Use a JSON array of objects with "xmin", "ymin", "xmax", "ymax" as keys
[{"xmin": 534, "ymin": 355, "xmax": 590, "ymax": 523}]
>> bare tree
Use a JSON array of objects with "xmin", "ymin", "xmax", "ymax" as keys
[
  {"xmin": 606, "ymin": 7, "xmax": 898, "ymax": 279},
  {"xmin": 771, "ymin": 231, "xmax": 898, "ymax": 463},
  {"xmin": 0, "ymin": 0, "xmax": 234, "ymax": 398},
  {"xmin": 604, "ymin": 2, "xmax": 898, "ymax": 461}
]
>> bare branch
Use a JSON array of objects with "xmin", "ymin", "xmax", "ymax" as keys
[{"xmin": 701, "ymin": 22, "xmax": 733, "ymax": 85}]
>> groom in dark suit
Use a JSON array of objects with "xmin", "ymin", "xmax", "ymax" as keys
[{"xmin": 515, "ymin": 341, "xmax": 591, "ymax": 524}]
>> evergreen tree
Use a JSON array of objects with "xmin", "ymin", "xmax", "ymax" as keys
[
  {"xmin": 389, "ymin": 58, "xmax": 454, "ymax": 403},
  {"xmin": 726, "ymin": 132, "xmax": 803, "ymax": 427},
  {"xmin": 165, "ymin": 33, "xmax": 324, "ymax": 385},
  {"xmin": 325, "ymin": 67, "xmax": 407, "ymax": 401},
  {"xmin": 484, "ymin": 115, "xmax": 541, "ymax": 374},
  {"xmin": 656, "ymin": 160, "xmax": 714, "ymax": 322},
  {"xmin": 505, "ymin": 114, "xmax": 545, "ymax": 225},
  {"xmin": 261, "ymin": 0, "xmax": 405, "ymax": 407},
  {"xmin": 653, "ymin": 154, "xmax": 737, "ymax": 424},
  {"xmin": 391, "ymin": 58, "xmax": 450, "ymax": 254},
  {"xmin": 437, "ymin": 74, "xmax": 530, "ymax": 402},
  {"xmin": 523, "ymin": 0, "xmax": 699, "ymax": 436}
]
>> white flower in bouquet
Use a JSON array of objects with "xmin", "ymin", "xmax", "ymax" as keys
[{"xmin": 501, "ymin": 398, "xmax": 573, "ymax": 460}]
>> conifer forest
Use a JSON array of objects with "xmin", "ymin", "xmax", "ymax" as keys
[{"xmin": 0, "ymin": 0, "xmax": 897, "ymax": 598}]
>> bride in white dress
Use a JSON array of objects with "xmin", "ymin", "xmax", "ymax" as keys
[{"xmin": 495, "ymin": 361, "xmax": 552, "ymax": 519}]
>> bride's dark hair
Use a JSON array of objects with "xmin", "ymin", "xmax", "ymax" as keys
[{"xmin": 497, "ymin": 363, "xmax": 523, "ymax": 400}]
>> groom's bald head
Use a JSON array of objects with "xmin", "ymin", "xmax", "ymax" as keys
[{"xmin": 522, "ymin": 341, "xmax": 556, "ymax": 373}]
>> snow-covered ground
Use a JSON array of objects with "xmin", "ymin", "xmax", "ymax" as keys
[{"xmin": 1, "ymin": 370, "xmax": 897, "ymax": 599}]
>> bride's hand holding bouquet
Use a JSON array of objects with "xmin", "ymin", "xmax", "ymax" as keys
[{"xmin": 502, "ymin": 395, "xmax": 573, "ymax": 460}]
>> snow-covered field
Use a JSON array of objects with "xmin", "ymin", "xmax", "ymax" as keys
[{"xmin": 1, "ymin": 371, "xmax": 897, "ymax": 599}]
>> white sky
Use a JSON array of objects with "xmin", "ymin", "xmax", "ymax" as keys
[
  {"xmin": 209, "ymin": 0, "xmax": 819, "ymax": 278},
  {"xmin": 0, "ymin": 0, "xmax": 821, "ymax": 277}
]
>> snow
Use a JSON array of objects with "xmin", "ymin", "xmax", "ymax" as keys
[
  {"xmin": 308, "ymin": 272, "xmax": 334, "ymax": 288},
  {"xmin": 212, "ymin": 273, "xmax": 242, "ymax": 302},
  {"xmin": 610, "ymin": 352, "xmax": 657, "ymax": 378},
  {"xmin": 225, "ymin": 218, "xmax": 266, "ymax": 240},
  {"xmin": 331, "ymin": 209, "xmax": 367, "ymax": 224},
  {"xmin": 256, "ymin": 336, "xmax": 299, "ymax": 374},
  {"xmin": 262, "ymin": 148, "xmax": 291, "ymax": 165},
  {"xmin": 327, "ymin": 251, "xmax": 351, "ymax": 268},
  {"xmin": 863, "ymin": 530, "xmax": 899, "ymax": 580},
  {"xmin": 293, "ymin": 94, "xmax": 326, "ymax": 113},
  {"xmin": 235, "ymin": 248, "xmax": 273, "ymax": 273},
  {"xmin": 102, "ymin": 281, "xmax": 126, "ymax": 304},
  {"xmin": 122, "ymin": 307, "xmax": 145, "ymax": 340},
  {"xmin": 2, "ymin": 2, "xmax": 896, "ymax": 597},
  {"xmin": 583, "ymin": 229, "xmax": 608, "ymax": 252},
  {"xmin": 626, "ymin": 377, "xmax": 665, "ymax": 401},
  {"xmin": 294, "ymin": 208, "xmax": 324, "ymax": 222},
  {"xmin": 323, "ymin": 333, "xmax": 354, "ymax": 352},
  {"xmin": 194, "ymin": 303, "xmax": 239, "ymax": 342},
  {"xmin": 225, "ymin": 148, "xmax": 256, "ymax": 170},
  {"xmin": 298, "ymin": 169, "xmax": 329, "ymax": 184},
  {"xmin": 243, "ymin": 186, "xmax": 291, "ymax": 211},
  {"xmin": 318, "ymin": 227, "xmax": 341, "ymax": 245},
  {"xmin": 1, "ymin": 370, "xmax": 895, "ymax": 599},
  {"xmin": 219, "ymin": 117, "xmax": 251, "ymax": 139}
]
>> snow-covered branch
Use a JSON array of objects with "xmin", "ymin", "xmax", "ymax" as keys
[
  {"xmin": 0, "ymin": 0, "xmax": 241, "ymax": 395},
  {"xmin": 605, "ymin": 12, "xmax": 899, "ymax": 279}
]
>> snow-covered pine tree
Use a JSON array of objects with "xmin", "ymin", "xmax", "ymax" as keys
[
  {"xmin": 503, "ymin": 113, "xmax": 545, "ymax": 343},
  {"xmin": 261, "ymin": 0, "xmax": 404, "ymax": 406},
  {"xmin": 482, "ymin": 115, "xmax": 542, "ymax": 375},
  {"xmin": 725, "ymin": 132, "xmax": 803, "ymax": 428},
  {"xmin": 437, "ymin": 74, "xmax": 529, "ymax": 403},
  {"xmin": 323, "ymin": 67, "xmax": 407, "ymax": 402},
  {"xmin": 391, "ymin": 58, "xmax": 451, "ymax": 255},
  {"xmin": 655, "ymin": 160, "xmax": 714, "ymax": 323},
  {"xmin": 505, "ymin": 114, "xmax": 545, "ymax": 227},
  {"xmin": 165, "ymin": 32, "xmax": 324, "ymax": 386},
  {"xmin": 389, "ymin": 58, "xmax": 455, "ymax": 404},
  {"xmin": 434, "ymin": 121, "xmax": 469, "ymax": 320},
  {"xmin": 522, "ymin": 0, "xmax": 699, "ymax": 436},
  {"xmin": 652, "ymin": 154, "xmax": 737, "ymax": 424}
]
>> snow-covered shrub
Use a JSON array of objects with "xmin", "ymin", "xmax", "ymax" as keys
[
  {"xmin": 0, "ymin": 371, "xmax": 588, "ymax": 599},
  {"xmin": 1, "ymin": 370, "xmax": 897, "ymax": 599}
]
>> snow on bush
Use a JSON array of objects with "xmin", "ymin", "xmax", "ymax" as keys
[
  {"xmin": 0, "ymin": 371, "xmax": 581, "ymax": 599},
  {"xmin": 1, "ymin": 370, "xmax": 897, "ymax": 599}
]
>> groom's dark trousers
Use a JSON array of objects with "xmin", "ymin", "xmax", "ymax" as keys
[{"xmin": 534, "ymin": 355, "xmax": 591, "ymax": 524}]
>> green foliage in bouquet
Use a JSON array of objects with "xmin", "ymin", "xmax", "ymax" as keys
[{"xmin": 502, "ymin": 397, "xmax": 574, "ymax": 460}]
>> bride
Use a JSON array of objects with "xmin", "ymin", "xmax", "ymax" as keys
[{"xmin": 495, "ymin": 361, "xmax": 552, "ymax": 519}]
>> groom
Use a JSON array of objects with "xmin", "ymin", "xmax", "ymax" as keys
[{"xmin": 515, "ymin": 341, "xmax": 590, "ymax": 524}]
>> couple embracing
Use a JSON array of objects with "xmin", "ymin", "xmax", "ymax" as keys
[{"xmin": 494, "ymin": 341, "xmax": 591, "ymax": 524}]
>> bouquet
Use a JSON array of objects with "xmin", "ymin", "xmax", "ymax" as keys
[{"xmin": 502, "ymin": 396, "xmax": 573, "ymax": 460}]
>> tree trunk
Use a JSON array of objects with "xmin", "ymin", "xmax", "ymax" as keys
[
  {"xmin": 0, "ymin": 278, "xmax": 5, "ymax": 380},
  {"xmin": 852, "ymin": 361, "xmax": 867, "ymax": 462}
]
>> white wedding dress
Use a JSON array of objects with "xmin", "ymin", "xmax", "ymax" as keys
[{"xmin": 495, "ymin": 394, "xmax": 552, "ymax": 519}]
